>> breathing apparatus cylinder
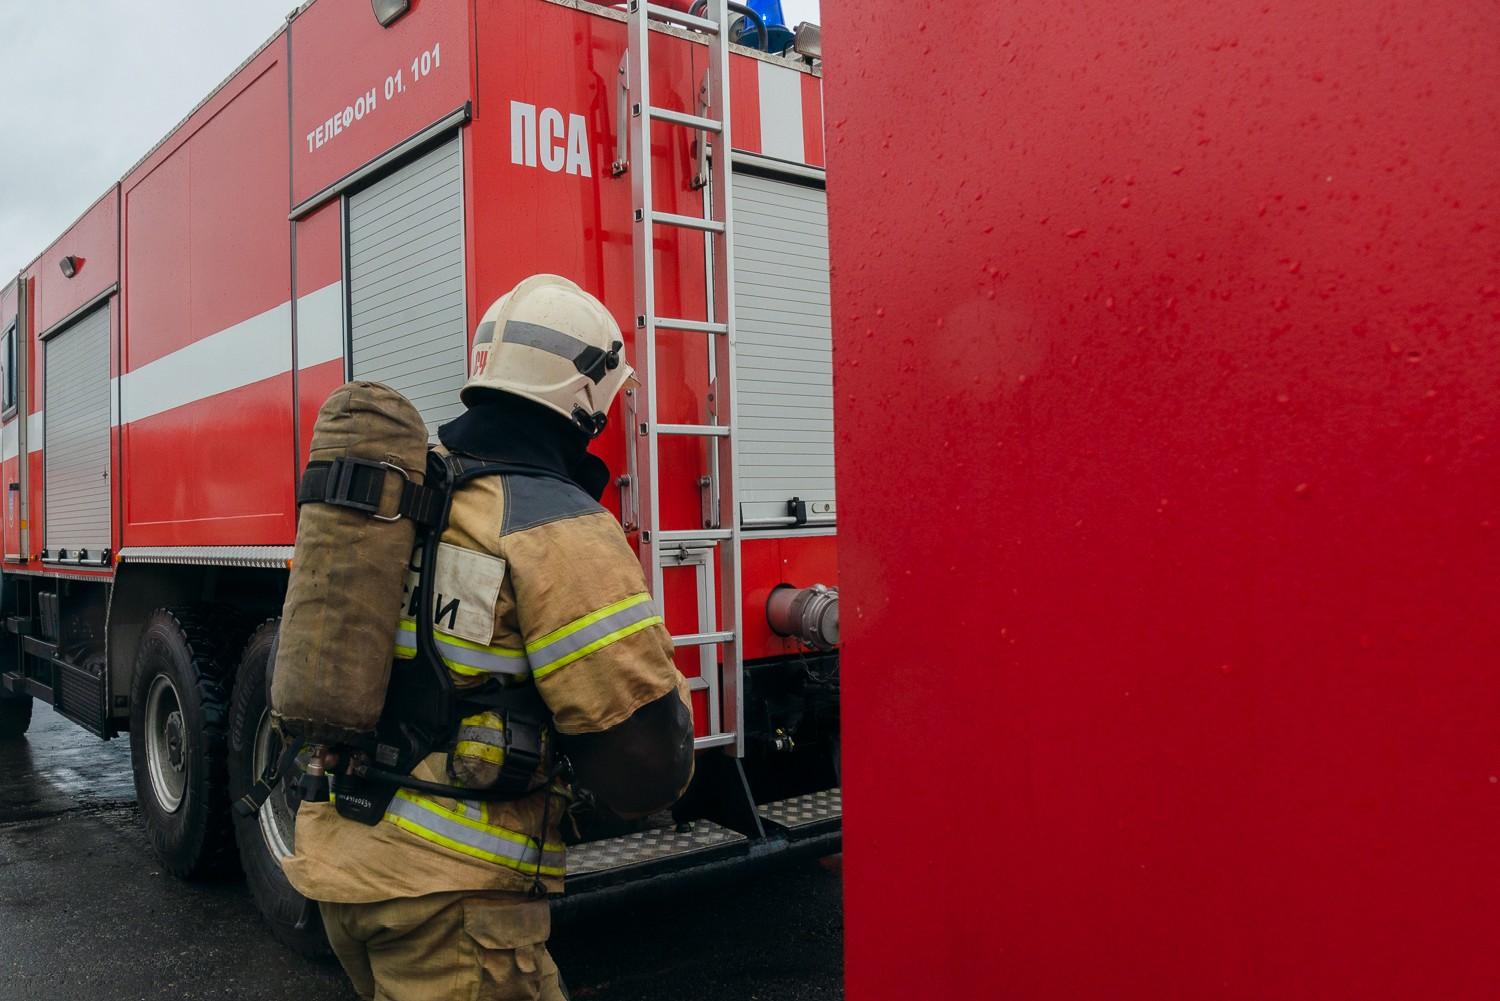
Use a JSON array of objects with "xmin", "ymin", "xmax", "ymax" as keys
[{"xmin": 271, "ymin": 382, "xmax": 430, "ymax": 745}]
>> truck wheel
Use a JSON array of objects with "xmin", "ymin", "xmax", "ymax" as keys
[
  {"xmin": 0, "ymin": 694, "xmax": 31, "ymax": 739},
  {"xmin": 228, "ymin": 619, "xmax": 331, "ymax": 960},
  {"xmin": 128, "ymin": 607, "xmax": 242, "ymax": 878}
]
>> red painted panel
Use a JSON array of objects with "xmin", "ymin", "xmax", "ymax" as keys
[
  {"xmin": 0, "ymin": 455, "xmax": 17, "ymax": 563},
  {"xmin": 108, "ymin": 297, "xmax": 122, "ymax": 553},
  {"xmin": 186, "ymin": 64, "xmax": 291, "ymax": 355},
  {"xmin": 798, "ymin": 71, "xmax": 822, "ymax": 168},
  {"xmin": 34, "ymin": 188, "xmax": 119, "ymax": 335},
  {"xmin": 123, "ymin": 374, "xmax": 296, "ymax": 547},
  {"xmin": 295, "ymin": 201, "xmax": 346, "ymax": 465},
  {"xmin": 297, "ymin": 359, "xmax": 345, "ymax": 468},
  {"xmin": 740, "ymin": 535, "xmax": 839, "ymax": 660},
  {"xmin": 296, "ymin": 200, "xmax": 344, "ymax": 294},
  {"xmin": 0, "ymin": 282, "xmax": 16, "ymax": 563},
  {"xmin": 729, "ymin": 53, "xmax": 761, "ymax": 155},
  {"xmin": 829, "ymin": 3, "xmax": 1500, "ymax": 999},
  {"xmin": 25, "ymin": 451, "xmax": 42, "ymax": 567},
  {"xmin": 738, "ymin": 537, "xmax": 790, "ymax": 659},
  {"xmin": 22, "ymin": 269, "xmax": 41, "ymax": 564},
  {"xmin": 124, "ymin": 59, "xmax": 290, "ymax": 371},
  {"xmin": 470, "ymin": 0, "xmax": 711, "ymax": 539},
  {"xmin": 123, "ymin": 152, "xmax": 190, "ymax": 370},
  {"xmin": 290, "ymin": 0, "xmax": 471, "ymax": 205}
]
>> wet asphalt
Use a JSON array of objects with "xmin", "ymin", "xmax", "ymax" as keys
[{"xmin": 0, "ymin": 703, "xmax": 844, "ymax": 1000}]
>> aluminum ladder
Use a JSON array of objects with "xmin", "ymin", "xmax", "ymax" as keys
[{"xmin": 622, "ymin": 0, "xmax": 743, "ymax": 755}]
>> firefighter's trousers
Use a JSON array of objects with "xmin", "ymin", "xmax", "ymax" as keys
[{"xmin": 320, "ymin": 889, "xmax": 567, "ymax": 1001}]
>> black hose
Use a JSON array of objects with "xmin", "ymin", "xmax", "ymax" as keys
[{"xmin": 689, "ymin": 0, "xmax": 768, "ymax": 51}]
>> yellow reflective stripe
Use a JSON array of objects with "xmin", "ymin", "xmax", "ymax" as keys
[
  {"xmin": 393, "ymin": 617, "xmax": 530, "ymax": 677},
  {"xmin": 532, "ymin": 615, "xmax": 662, "ymax": 681},
  {"xmin": 527, "ymin": 593, "xmax": 653, "ymax": 651},
  {"xmin": 436, "ymin": 630, "xmax": 518, "ymax": 654},
  {"xmin": 455, "ymin": 740, "xmax": 505, "ymax": 765},
  {"xmin": 384, "ymin": 790, "xmax": 565, "ymax": 876},
  {"xmin": 394, "ymin": 618, "xmax": 417, "ymax": 660},
  {"xmin": 526, "ymin": 593, "xmax": 662, "ymax": 681}
]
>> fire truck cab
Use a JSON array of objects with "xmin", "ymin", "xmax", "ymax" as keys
[{"xmin": 0, "ymin": 0, "xmax": 838, "ymax": 953}]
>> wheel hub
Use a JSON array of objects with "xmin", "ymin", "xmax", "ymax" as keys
[
  {"xmin": 144, "ymin": 674, "xmax": 188, "ymax": 814},
  {"xmin": 165, "ymin": 711, "xmax": 185, "ymax": 771}
]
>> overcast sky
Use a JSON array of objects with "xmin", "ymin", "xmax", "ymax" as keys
[{"xmin": 0, "ymin": 0, "xmax": 820, "ymax": 282}]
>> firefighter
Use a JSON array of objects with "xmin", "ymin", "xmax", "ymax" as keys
[{"xmin": 282, "ymin": 274, "xmax": 695, "ymax": 1001}]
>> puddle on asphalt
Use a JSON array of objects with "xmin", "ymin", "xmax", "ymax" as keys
[{"xmin": 0, "ymin": 703, "xmax": 135, "ymax": 823}]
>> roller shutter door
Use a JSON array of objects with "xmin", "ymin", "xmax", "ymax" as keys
[
  {"xmin": 732, "ymin": 172, "xmax": 836, "ymax": 528},
  {"xmin": 347, "ymin": 138, "xmax": 467, "ymax": 437},
  {"xmin": 44, "ymin": 303, "xmax": 112, "ymax": 560}
]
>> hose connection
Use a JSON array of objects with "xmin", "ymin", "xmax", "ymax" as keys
[{"xmin": 766, "ymin": 584, "xmax": 840, "ymax": 651}]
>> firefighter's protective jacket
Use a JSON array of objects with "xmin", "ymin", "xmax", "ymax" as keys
[{"xmin": 283, "ymin": 400, "xmax": 694, "ymax": 902}]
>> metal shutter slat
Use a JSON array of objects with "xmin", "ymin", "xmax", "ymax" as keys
[
  {"xmin": 731, "ymin": 172, "xmax": 837, "ymax": 527},
  {"xmin": 44, "ymin": 304, "xmax": 112, "ymax": 554},
  {"xmin": 347, "ymin": 139, "xmax": 466, "ymax": 438}
]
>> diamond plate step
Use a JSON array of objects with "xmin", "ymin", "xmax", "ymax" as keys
[
  {"xmin": 567, "ymin": 819, "xmax": 746, "ymax": 877},
  {"xmin": 758, "ymin": 788, "xmax": 842, "ymax": 831}
]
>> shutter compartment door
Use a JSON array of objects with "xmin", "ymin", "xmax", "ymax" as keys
[
  {"xmin": 732, "ymin": 173, "xmax": 836, "ymax": 528},
  {"xmin": 44, "ymin": 303, "xmax": 112, "ymax": 561},
  {"xmin": 347, "ymin": 138, "xmax": 467, "ymax": 437}
]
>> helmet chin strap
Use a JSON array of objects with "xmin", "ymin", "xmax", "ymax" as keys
[{"xmin": 571, "ymin": 406, "xmax": 609, "ymax": 438}]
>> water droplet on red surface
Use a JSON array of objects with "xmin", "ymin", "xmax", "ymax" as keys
[{"xmin": 1065, "ymin": 227, "xmax": 1087, "ymax": 238}]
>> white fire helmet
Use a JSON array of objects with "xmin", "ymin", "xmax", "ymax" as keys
[{"xmin": 462, "ymin": 274, "xmax": 634, "ymax": 438}]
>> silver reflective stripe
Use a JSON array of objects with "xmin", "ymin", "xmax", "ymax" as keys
[
  {"xmin": 457, "ymin": 723, "xmax": 502, "ymax": 745},
  {"xmin": 435, "ymin": 636, "xmax": 530, "ymax": 676},
  {"xmin": 394, "ymin": 619, "xmax": 417, "ymax": 649},
  {"xmin": 385, "ymin": 793, "xmax": 565, "ymax": 871},
  {"xmin": 527, "ymin": 597, "xmax": 661, "ymax": 678},
  {"xmin": 503, "ymin": 319, "xmax": 591, "ymax": 362},
  {"xmin": 393, "ymin": 618, "xmax": 530, "ymax": 676}
]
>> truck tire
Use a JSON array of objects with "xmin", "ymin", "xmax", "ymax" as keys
[
  {"xmin": 228, "ymin": 618, "xmax": 331, "ymax": 960},
  {"xmin": 128, "ymin": 607, "xmax": 243, "ymax": 878},
  {"xmin": 0, "ymin": 694, "xmax": 31, "ymax": 739}
]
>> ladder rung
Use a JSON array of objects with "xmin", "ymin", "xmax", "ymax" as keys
[
  {"xmin": 694, "ymin": 733, "xmax": 737, "ymax": 750},
  {"xmin": 657, "ymin": 423, "xmax": 730, "ymax": 437},
  {"xmin": 649, "ymin": 211, "xmax": 725, "ymax": 234},
  {"xmin": 685, "ymin": 676, "xmax": 711, "ymax": 692},
  {"xmin": 652, "ymin": 317, "xmax": 728, "ymax": 334},
  {"xmin": 644, "ymin": 3, "xmax": 722, "ymax": 34},
  {"xmin": 657, "ymin": 529, "xmax": 732, "ymax": 543},
  {"xmin": 648, "ymin": 106, "xmax": 723, "ymax": 133},
  {"xmin": 673, "ymin": 630, "xmax": 735, "ymax": 647}
]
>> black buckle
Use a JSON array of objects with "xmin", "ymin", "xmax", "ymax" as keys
[
  {"xmin": 498, "ymin": 714, "xmax": 545, "ymax": 789},
  {"xmin": 319, "ymin": 456, "xmax": 407, "ymax": 519}
]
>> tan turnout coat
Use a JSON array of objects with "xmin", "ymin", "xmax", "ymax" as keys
[{"xmin": 283, "ymin": 458, "xmax": 690, "ymax": 903}]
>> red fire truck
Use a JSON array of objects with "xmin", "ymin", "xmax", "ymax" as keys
[{"xmin": 0, "ymin": 0, "xmax": 838, "ymax": 952}]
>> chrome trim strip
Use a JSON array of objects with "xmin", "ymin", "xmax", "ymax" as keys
[
  {"xmin": 115, "ymin": 546, "xmax": 293, "ymax": 569},
  {"xmin": 730, "ymin": 150, "xmax": 826, "ymax": 184}
]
